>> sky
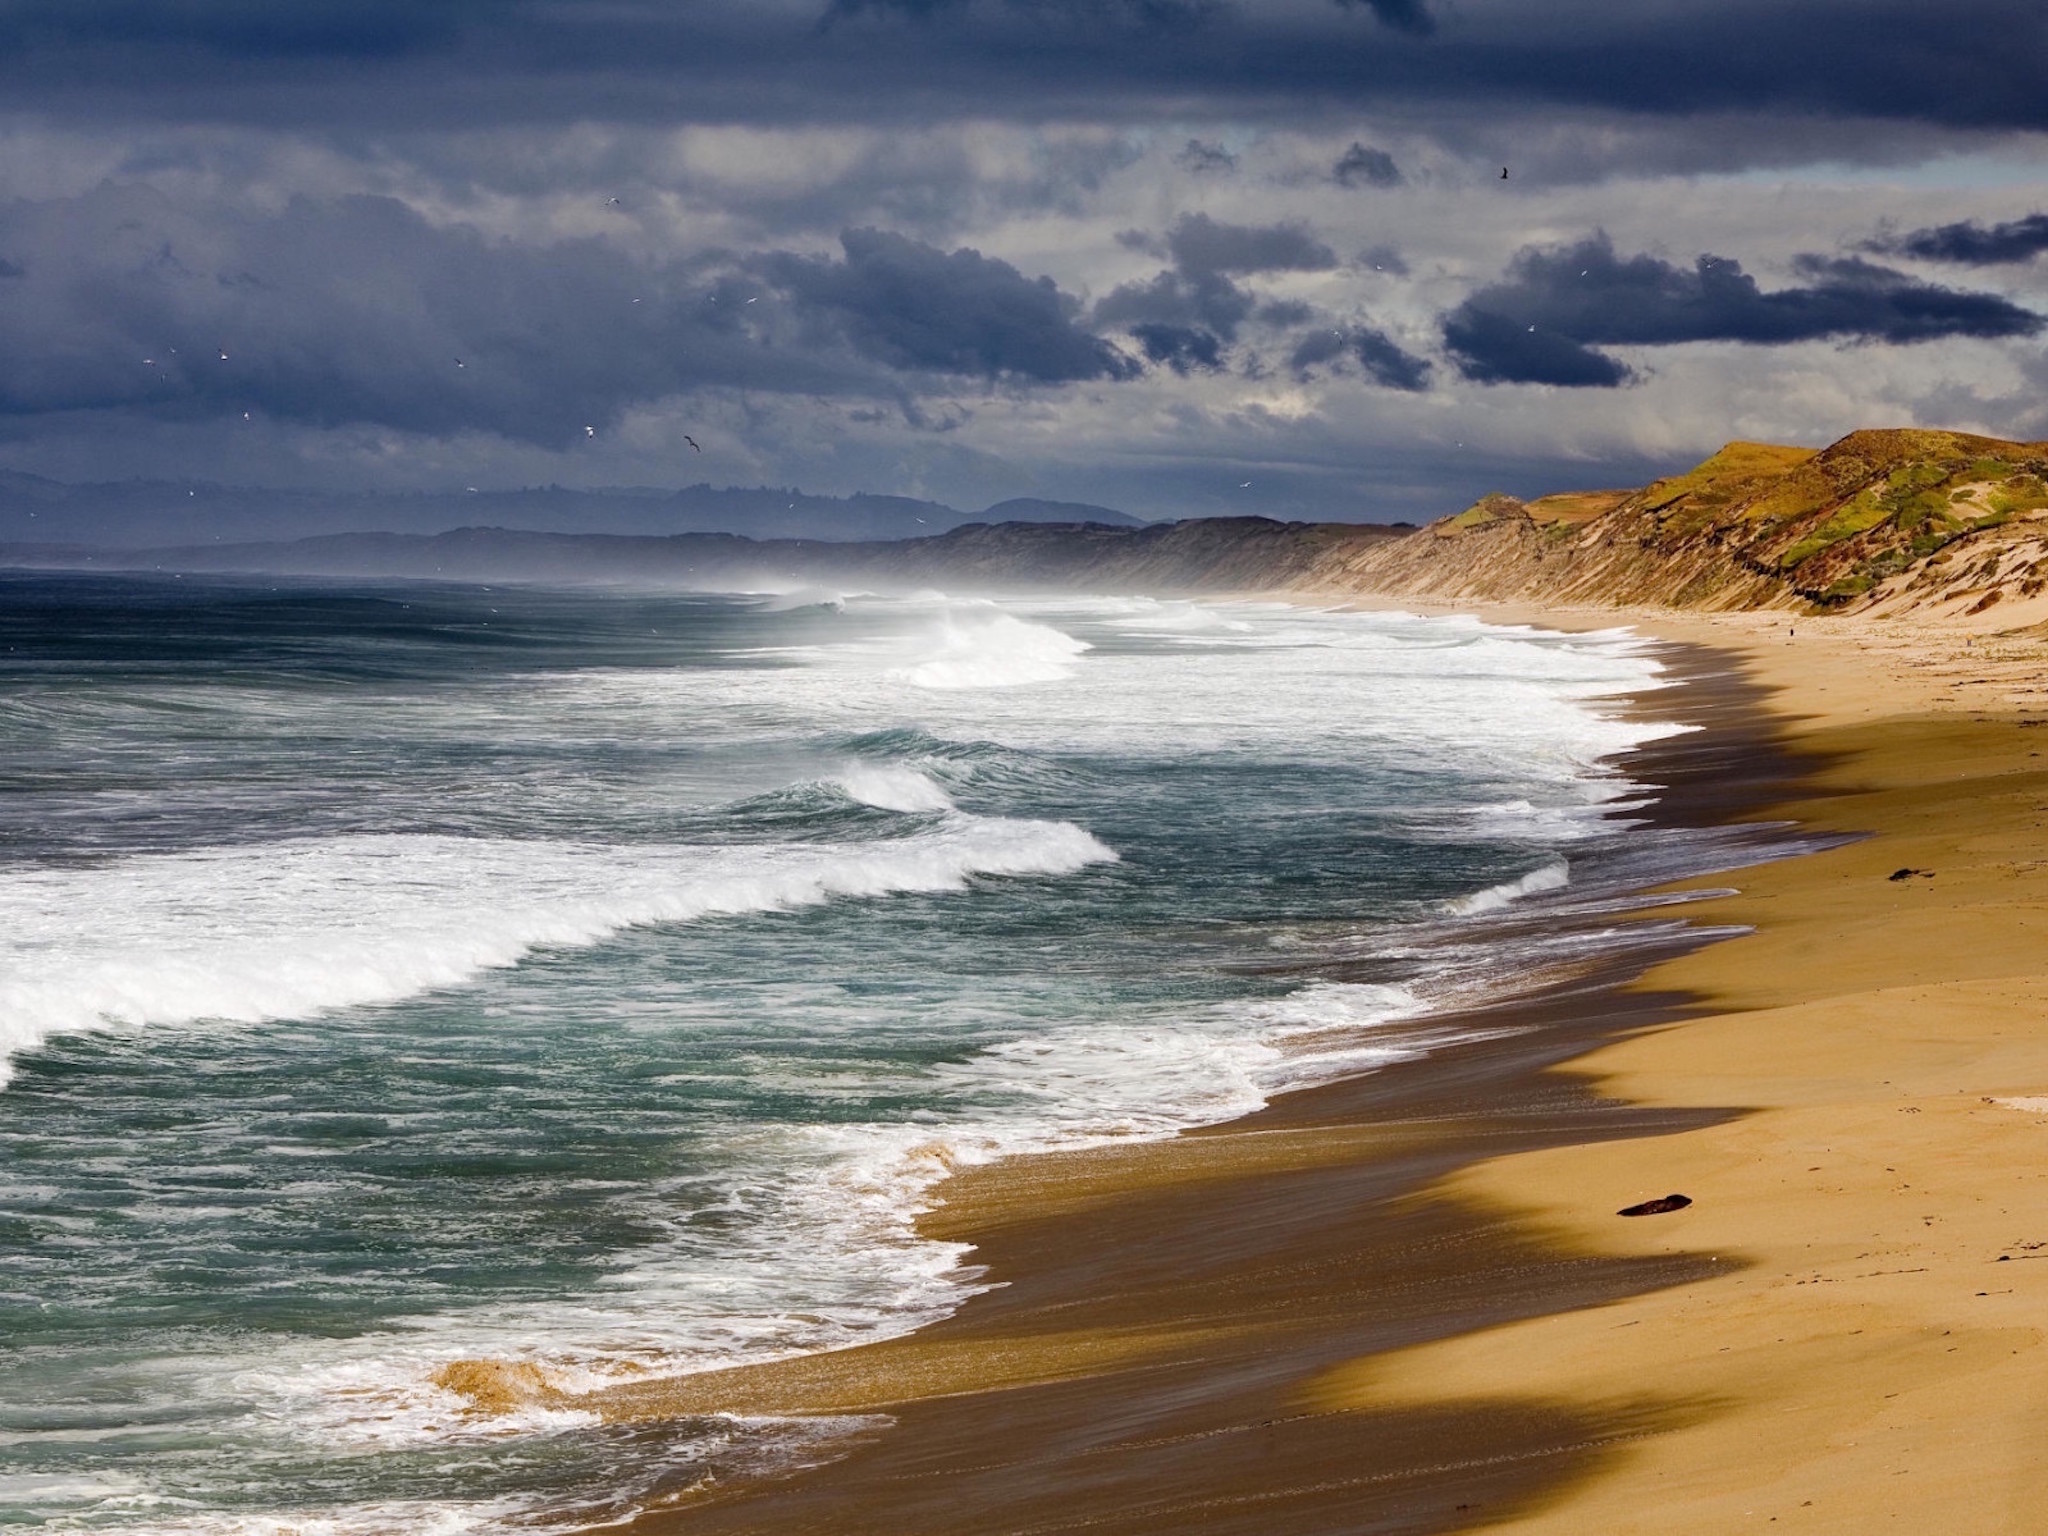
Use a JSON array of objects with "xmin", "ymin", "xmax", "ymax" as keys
[{"xmin": 0, "ymin": 0, "xmax": 2045, "ymax": 524}]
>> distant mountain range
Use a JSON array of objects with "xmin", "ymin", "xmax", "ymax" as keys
[
  {"xmin": 0, "ymin": 517, "xmax": 1410, "ymax": 595},
  {"xmin": 0, "ymin": 471, "xmax": 1146, "ymax": 547},
  {"xmin": 15, "ymin": 430, "xmax": 2042, "ymax": 621}
]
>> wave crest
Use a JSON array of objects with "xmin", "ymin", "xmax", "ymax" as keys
[
  {"xmin": 1445, "ymin": 858, "xmax": 1570, "ymax": 915},
  {"xmin": 895, "ymin": 611, "xmax": 1090, "ymax": 689},
  {"xmin": 0, "ymin": 819, "xmax": 1116, "ymax": 1081}
]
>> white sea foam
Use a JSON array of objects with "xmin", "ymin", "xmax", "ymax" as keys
[
  {"xmin": 1463, "ymin": 797, "xmax": 1621, "ymax": 842},
  {"xmin": 167, "ymin": 972, "xmax": 1440, "ymax": 1495},
  {"xmin": 1102, "ymin": 599, "xmax": 1254, "ymax": 635},
  {"xmin": 1, "ymin": 592, "xmax": 1712, "ymax": 1535},
  {"xmin": 0, "ymin": 817, "xmax": 1114, "ymax": 1082},
  {"xmin": 759, "ymin": 587, "xmax": 851, "ymax": 612},
  {"xmin": 1446, "ymin": 857, "xmax": 1572, "ymax": 915},
  {"xmin": 835, "ymin": 763, "xmax": 955, "ymax": 812},
  {"xmin": 892, "ymin": 609, "xmax": 1091, "ymax": 689}
]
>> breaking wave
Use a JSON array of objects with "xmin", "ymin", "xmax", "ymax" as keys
[{"xmin": 0, "ymin": 817, "xmax": 1115, "ymax": 1081}]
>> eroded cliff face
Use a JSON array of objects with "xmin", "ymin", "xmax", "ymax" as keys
[{"xmin": 1322, "ymin": 429, "xmax": 2048, "ymax": 620}]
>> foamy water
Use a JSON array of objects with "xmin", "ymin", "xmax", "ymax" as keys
[
  {"xmin": 0, "ymin": 815, "xmax": 1112, "ymax": 1080},
  {"xmin": 0, "ymin": 575, "xmax": 1747, "ymax": 1534}
]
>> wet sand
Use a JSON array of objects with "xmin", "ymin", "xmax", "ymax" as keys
[{"xmin": 559, "ymin": 605, "xmax": 2048, "ymax": 1534}]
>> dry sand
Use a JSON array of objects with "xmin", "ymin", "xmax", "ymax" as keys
[
  {"xmin": 1308, "ymin": 606, "xmax": 2048, "ymax": 1533},
  {"xmin": 535, "ymin": 603, "xmax": 2048, "ymax": 1534}
]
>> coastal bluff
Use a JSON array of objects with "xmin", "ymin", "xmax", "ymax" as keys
[
  {"xmin": 9, "ymin": 428, "xmax": 2048, "ymax": 623},
  {"xmin": 1320, "ymin": 427, "xmax": 2048, "ymax": 618}
]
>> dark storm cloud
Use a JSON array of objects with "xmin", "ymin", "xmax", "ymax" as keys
[
  {"xmin": 0, "ymin": 0, "xmax": 461, "ymax": 58},
  {"xmin": 1256, "ymin": 298, "xmax": 1315, "ymax": 327},
  {"xmin": 1332, "ymin": 142, "xmax": 1401, "ymax": 187},
  {"xmin": 1877, "ymin": 212, "xmax": 2048, "ymax": 265},
  {"xmin": 1174, "ymin": 138, "xmax": 1237, "ymax": 174},
  {"xmin": 820, "ymin": 0, "xmax": 1220, "ymax": 29},
  {"xmin": 1, "ymin": 1, "xmax": 2043, "ymax": 134},
  {"xmin": 1094, "ymin": 214, "xmax": 1341, "ymax": 368},
  {"xmin": 1092, "ymin": 268, "xmax": 1249, "ymax": 342},
  {"xmin": 1130, "ymin": 323, "xmax": 1223, "ymax": 373},
  {"xmin": 762, "ymin": 227, "xmax": 1138, "ymax": 381},
  {"xmin": 1443, "ymin": 234, "xmax": 2044, "ymax": 387},
  {"xmin": 1331, "ymin": 0, "xmax": 1433, "ymax": 38},
  {"xmin": 1289, "ymin": 324, "xmax": 1429, "ymax": 390},
  {"xmin": 1164, "ymin": 213, "xmax": 1337, "ymax": 276},
  {"xmin": 0, "ymin": 188, "xmax": 1130, "ymax": 443}
]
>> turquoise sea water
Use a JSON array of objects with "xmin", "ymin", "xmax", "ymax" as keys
[{"xmin": 1, "ymin": 573, "xmax": 1723, "ymax": 1532}]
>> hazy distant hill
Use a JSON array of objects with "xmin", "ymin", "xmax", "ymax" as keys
[
  {"xmin": 0, "ymin": 516, "xmax": 1410, "ymax": 595},
  {"xmin": 17, "ymin": 429, "xmax": 2048, "ymax": 622},
  {"xmin": 0, "ymin": 471, "xmax": 1146, "ymax": 547}
]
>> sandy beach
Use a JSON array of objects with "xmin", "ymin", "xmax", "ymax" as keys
[
  {"xmin": 554, "ymin": 601, "xmax": 2048, "ymax": 1534},
  {"xmin": 1327, "ymin": 605, "xmax": 2048, "ymax": 1533}
]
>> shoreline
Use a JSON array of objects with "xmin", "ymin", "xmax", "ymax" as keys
[
  {"xmin": 1315, "ymin": 603, "xmax": 2048, "ymax": 1532},
  {"xmin": 579, "ymin": 616, "xmax": 1868, "ymax": 1533}
]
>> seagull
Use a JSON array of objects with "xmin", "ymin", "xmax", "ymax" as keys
[
  {"xmin": 218, "ymin": 347, "xmax": 229, "ymax": 360},
  {"xmin": 455, "ymin": 358, "xmax": 465, "ymax": 368},
  {"xmin": 683, "ymin": 434, "xmax": 701, "ymax": 452},
  {"xmin": 745, "ymin": 297, "xmax": 757, "ymax": 304},
  {"xmin": 585, "ymin": 425, "xmax": 596, "ymax": 437},
  {"xmin": 1239, "ymin": 480, "xmax": 1252, "ymax": 488},
  {"xmin": 607, "ymin": 197, "xmax": 621, "ymax": 207}
]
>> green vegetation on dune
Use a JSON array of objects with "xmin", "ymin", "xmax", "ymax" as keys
[{"xmin": 1411, "ymin": 427, "xmax": 2048, "ymax": 612}]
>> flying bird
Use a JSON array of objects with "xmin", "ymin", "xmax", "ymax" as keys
[
  {"xmin": 455, "ymin": 358, "xmax": 465, "ymax": 368},
  {"xmin": 1239, "ymin": 481, "xmax": 1252, "ymax": 488},
  {"xmin": 607, "ymin": 197, "xmax": 621, "ymax": 207},
  {"xmin": 1501, "ymin": 166, "xmax": 1509, "ymax": 179},
  {"xmin": 683, "ymin": 435, "xmax": 701, "ymax": 452},
  {"xmin": 584, "ymin": 425, "xmax": 596, "ymax": 437}
]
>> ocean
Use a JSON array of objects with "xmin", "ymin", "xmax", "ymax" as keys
[{"xmin": 0, "ymin": 572, "xmax": 1759, "ymax": 1533}]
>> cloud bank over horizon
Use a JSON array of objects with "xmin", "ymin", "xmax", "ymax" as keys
[{"xmin": 0, "ymin": 0, "xmax": 2044, "ymax": 529}]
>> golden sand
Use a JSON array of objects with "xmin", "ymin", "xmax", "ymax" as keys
[
  {"xmin": 532, "ymin": 603, "xmax": 2048, "ymax": 1534},
  {"xmin": 1298, "ymin": 608, "xmax": 2048, "ymax": 1532}
]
